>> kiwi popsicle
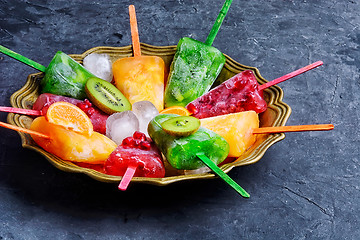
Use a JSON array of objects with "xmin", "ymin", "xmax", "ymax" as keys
[
  {"xmin": 148, "ymin": 114, "xmax": 229, "ymax": 170},
  {"xmin": 0, "ymin": 45, "xmax": 99, "ymax": 99},
  {"xmin": 112, "ymin": 5, "xmax": 165, "ymax": 111},
  {"xmin": 163, "ymin": 0, "xmax": 233, "ymax": 108}
]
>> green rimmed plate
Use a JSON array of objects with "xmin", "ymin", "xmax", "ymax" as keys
[{"xmin": 7, "ymin": 43, "xmax": 291, "ymax": 186}]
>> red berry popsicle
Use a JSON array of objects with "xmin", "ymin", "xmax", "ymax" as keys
[
  {"xmin": 187, "ymin": 61, "xmax": 323, "ymax": 119},
  {"xmin": 105, "ymin": 131, "xmax": 165, "ymax": 190},
  {"xmin": 0, "ymin": 93, "xmax": 109, "ymax": 134}
]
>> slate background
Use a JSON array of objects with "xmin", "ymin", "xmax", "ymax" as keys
[{"xmin": 0, "ymin": 0, "xmax": 359, "ymax": 239}]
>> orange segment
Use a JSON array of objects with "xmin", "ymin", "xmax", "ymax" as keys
[
  {"xmin": 46, "ymin": 101, "xmax": 93, "ymax": 136},
  {"xmin": 159, "ymin": 106, "xmax": 191, "ymax": 116}
]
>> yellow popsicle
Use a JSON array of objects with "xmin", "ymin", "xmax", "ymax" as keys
[
  {"xmin": 200, "ymin": 111, "xmax": 259, "ymax": 157},
  {"xmin": 112, "ymin": 56, "xmax": 165, "ymax": 111}
]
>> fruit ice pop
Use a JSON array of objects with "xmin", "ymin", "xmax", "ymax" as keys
[
  {"xmin": 32, "ymin": 93, "xmax": 109, "ymax": 134},
  {"xmin": 41, "ymin": 51, "xmax": 96, "ymax": 99},
  {"xmin": 187, "ymin": 61, "xmax": 324, "ymax": 118},
  {"xmin": 200, "ymin": 111, "xmax": 259, "ymax": 157},
  {"xmin": 187, "ymin": 70, "xmax": 267, "ymax": 118},
  {"xmin": 30, "ymin": 116, "xmax": 116, "ymax": 164},
  {"xmin": 105, "ymin": 131, "xmax": 165, "ymax": 178},
  {"xmin": 0, "ymin": 45, "xmax": 98, "ymax": 100},
  {"xmin": 148, "ymin": 114, "xmax": 229, "ymax": 170},
  {"xmin": 112, "ymin": 5, "xmax": 165, "ymax": 111},
  {"xmin": 163, "ymin": 0, "xmax": 233, "ymax": 108},
  {"xmin": 164, "ymin": 37, "xmax": 226, "ymax": 108}
]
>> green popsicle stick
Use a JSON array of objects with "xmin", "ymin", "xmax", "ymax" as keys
[
  {"xmin": 204, "ymin": 0, "xmax": 233, "ymax": 46},
  {"xmin": 196, "ymin": 153, "xmax": 250, "ymax": 198},
  {"xmin": 0, "ymin": 45, "xmax": 46, "ymax": 72}
]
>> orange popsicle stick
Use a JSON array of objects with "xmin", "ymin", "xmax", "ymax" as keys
[
  {"xmin": 252, "ymin": 124, "xmax": 334, "ymax": 134},
  {"xmin": 118, "ymin": 165, "xmax": 137, "ymax": 191},
  {"xmin": 129, "ymin": 5, "xmax": 141, "ymax": 57},
  {"xmin": 0, "ymin": 106, "xmax": 42, "ymax": 116},
  {"xmin": 0, "ymin": 121, "xmax": 51, "ymax": 139}
]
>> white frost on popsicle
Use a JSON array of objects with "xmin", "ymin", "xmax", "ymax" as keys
[{"xmin": 83, "ymin": 53, "xmax": 113, "ymax": 82}]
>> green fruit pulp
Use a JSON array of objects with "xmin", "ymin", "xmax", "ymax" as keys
[
  {"xmin": 164, "ymin": 37, "xmax": 226, "ymax": 108},
  {"xmin": 148, "ymin": 114, "xmax": 229, "ymax": 170},
  {"xmin": 41, "ymin": 51, "xmax": 95, "ymax": 99}
]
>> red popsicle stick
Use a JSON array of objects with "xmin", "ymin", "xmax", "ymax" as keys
[
  {"xmin": 252, "ymin": 124, "xmax": 334, "ymax": 134},
  {"xmin": 258, "ymin": 61, "xmax": 323, "ymax": 91},
  {"xmin": 0, "ymin": 121, "xmax": 51, "ymax": 139},
  {"xmin": 118, "ymin": 165, "xmax": 137, "ymax": 191},
  {"xmin": 129, "ymin": 5, "xmax": 141, "ymax": 57},
  {"xmin": 0, "ymin": 106, "xmax": 42, "ymax": 116}
]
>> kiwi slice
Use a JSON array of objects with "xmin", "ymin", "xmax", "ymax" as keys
[
  {"xmin": 85, "ymin": 77, "xmax": 131, "ymax": 114},
  {"xmin": 161, "ymin": 116, "xmax": 200, "ymax": 137}
]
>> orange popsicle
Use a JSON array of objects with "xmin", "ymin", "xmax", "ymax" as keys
[
  {"xmin": 30, "ymin": 116, "xmax": 116, "ymax": 164},
  {"xmin": 200, "ymin": 111, "xmax": 259, "ymax": 157},
  {"xmin": 112, "ymin": 5, "xmax": 165, "ymax": 111}
]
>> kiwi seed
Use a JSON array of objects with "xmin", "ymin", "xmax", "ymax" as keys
[
  {"xmin": 161, "ymin": 116, "xmax": 200, "ymax": 137},
  {"xmin": 85, "ymin": 77, "xmax": 131, "ymax": 114}
]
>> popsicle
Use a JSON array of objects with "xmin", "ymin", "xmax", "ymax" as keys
[
  {"xmin": 164, "ymin": 0, "xmax": 233, "ymax": 108},
  {"xmin": 148, "ymin": 114, "xmax": 229, "ymax": 170},
  {"xmin": 0, "ymin": 93, "xmax": 109, "ymax": 134},
  {"xmin": 30, "ymin": 116, "xmax": 116, "ymax": 164},
  {"xmin": 200, "ymin": 111, "xmax": 334, "ymax": 158},
  {"xmin": 0, "ymin": 45, "xmax": 98, "ymax": 99},
  {"xmin": 105, "ymin": 131, "xmax": 165, "ymax": 190},
  {"xmin": 148, "ymin": 114, "xmax": 250, "ymax": 198},
  {"xmin": 112, "ymin": 5, "xmax": 165, "ymax": 111},
  {"xmin": 187, "ymin": 61, "xmax": 324, "ymax": 118}
]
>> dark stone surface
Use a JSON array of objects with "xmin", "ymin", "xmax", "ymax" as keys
[{"xmin": 0, "ymin": 0, "xmax": 359, "ymax": 239}]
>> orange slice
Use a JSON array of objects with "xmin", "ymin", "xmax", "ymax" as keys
[
  {"xmin": 159, "ymin": 106, "xmax": 191, "ymax": 116},
  {"xmin": 46, "ymin": 101, "xmax": 93, "ymax": 136}
]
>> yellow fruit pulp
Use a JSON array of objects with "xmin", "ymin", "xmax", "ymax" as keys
[
  {"xmin": 112, "ymin": 56, "xmax": 165, "ymax": 111},
  {"xmin": 30, "ymin": 117, "xmax": 117, "ymax": 164},
  {"xmin": 200, "ymin": 111, "xmax": 259, "ymax": 157}
]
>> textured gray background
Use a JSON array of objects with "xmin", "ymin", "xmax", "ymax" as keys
[{"xmin": 0, "ymin": 0, "xmax": 359, "ymax": 239}]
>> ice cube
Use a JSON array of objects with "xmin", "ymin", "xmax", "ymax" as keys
[
  {"xmin": 83, "ymin": 53, "xmax": 113, "ymax": 82},
  {"xmin": 132, "ymin": 101, "xmax": 159, "ymax": 137},
  {"xmin": 106, "ymin": 111, "xmax": 139, "ymax": 145}
]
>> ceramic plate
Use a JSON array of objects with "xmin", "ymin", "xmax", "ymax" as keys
[{"xmin": 7, "ymin": 43, "xmax": 291, "ymax": 186}]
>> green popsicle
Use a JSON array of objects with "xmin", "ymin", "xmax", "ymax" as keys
[
  {"xmin": 164, "ymin": 0, "xmax": 232, "ymax": 107},
  {"xmin": 148, "ymin": 114, "xmax": 229, "ymax": 170},
  {"xmin": 0, "ymin": 45, "xmax": 97, "ymax": 99}
]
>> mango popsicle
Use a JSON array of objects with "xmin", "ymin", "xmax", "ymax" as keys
[
  {"xmin": 200, "ymin": 111, "xmax": 259, "ymax": 157},
  {"xmin": 148, "ymin": 114, "xmax": 229, "ymax": 170},
  {"xmin": 30, "ymin": 116, "xmax": 116, "ymax": 164},
  {"xmin": 112, "ymin": 5, "xmax": 165, "ymax": 111},
  {"xmin": 0, "ymin": 45, "xmax": 98, "ymax": 99}
]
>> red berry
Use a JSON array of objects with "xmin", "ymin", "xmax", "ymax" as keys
[
  {"xmin": 133, "ymin": 131, "xmax": 146, "ymax": 141},
  {"xmin": 122, "ymin": 137, "xmax": 133, "ymax": 147},
  {"xmin": 140, "ymin": 141, "xmax": 151, "ymax": 150}
]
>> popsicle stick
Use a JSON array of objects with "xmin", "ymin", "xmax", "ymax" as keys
[
  {"xmin": 0, "ymin": 121, "xmax": 51, "ymax": 139},
  {"xmin": 0, "ymin": 45, "xmax": 46, "ymax": 72},
  {"xmin": 258, "ymin": 61, "xmax": 323, "ymax": 91},
  {"xmin": 196, "ymin": 153, "xmax": 250, "ymax": 198},
  {"xmin": 204, "ymin": 0, "xmax": 233, "ymax": 46},
  {"xmin": 129, "ymin": 5, "xmax": 141, "ymax": 57},
  {"xmin": 0, "ymin": 106, "xmax": 42, "ymax": 116},
  {"xmin": 118, "ymin": 165, "xmax": 137, "ymax": 191},
  {"xmin": 252, "ymin": 124, "xmax": 334, "ymax": 134}
]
